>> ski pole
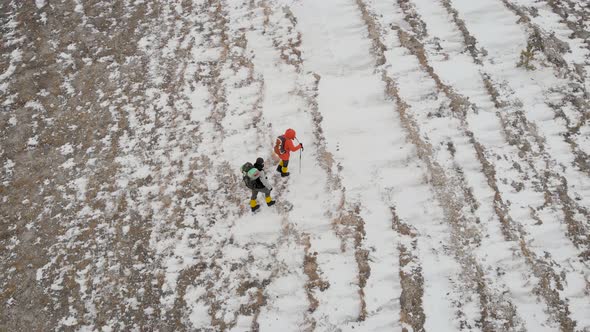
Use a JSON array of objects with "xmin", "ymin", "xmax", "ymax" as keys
[
  {"xmin": 295, "ymin": 138, "xmax": 302, "ymax": 174},
  {"xmin": 299, "ymin": 149, "xmax": 302, "ymax": 174}
]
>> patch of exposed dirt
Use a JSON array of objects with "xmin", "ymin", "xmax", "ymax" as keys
[
  {"xmin": 397, "ymin": 0, "xmax": 428, "ymax": 40},
  {"xmin": 301, "ymin": 234, "xmax": 330, "ymax": 328},
  {"xmin": 332, "ymin": 204, "xmax": 370, "ymax": 321},
  {"xmin": 391, "ymin": 207, "xmax": 426, "ymax": 332}
]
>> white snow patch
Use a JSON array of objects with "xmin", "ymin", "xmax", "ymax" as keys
[
  {"xmin": 60, "ymin": 158, "xmax": 75, "ymax": 169},
  {"xmin": 185, "ymin": 285, "xmax": 209, "ymax": 328},
  {"xmin": 25, "ymin": 100, "xmax": 45, "ymax": 112},
  {"xmin": 3, "ymin": 159, "xmax": 15, "ymax": 178},
  {"xmin": 60, "ymin": 143, "xmax": 74, "ymax": 156},
  {"xmin": 59, "ymin": 315, "xmax": 77, "ymax": 327},
  {"xmin": 72, "ymin": 177, "xmax": 88, "ymax": 201},
  {"xmin": 0, "ymin": 49, "xmax": 22, "ymax": 82},
  {"xmin": 35, "ymin": 0, "xmax": 46, "ymax": 9},
  {"xmin": 27, "ymin": 136, "xmax": 38, "ymax": 148}
]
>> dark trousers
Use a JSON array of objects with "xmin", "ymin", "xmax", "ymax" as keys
[
  {"xmin": 251, "ymin": 187, "xmax": 271, "ymax": 200},
  {"xmin": 277, "ymin": 159, "xmax": 289, "ymax": 172}
]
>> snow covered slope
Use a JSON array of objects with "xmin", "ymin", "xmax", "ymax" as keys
[{"xmin": 1, "ymin": 0, "xmax": 589, "ymax": 331}]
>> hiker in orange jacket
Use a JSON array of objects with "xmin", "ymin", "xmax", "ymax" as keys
[{"xmin": 274, "ymin": 128, "xmax": 303, "ymax": 177}]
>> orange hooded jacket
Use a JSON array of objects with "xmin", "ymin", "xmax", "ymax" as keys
[{"xmin": 275, "ymin": 128, "xmax": 301, "ymax": 161}]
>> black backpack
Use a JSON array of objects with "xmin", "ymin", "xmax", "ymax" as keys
[
  {"xmin": 241, "ymin": 162, "xmax": 255, "ymax": 189},
  {"xmin": 274, "ymin": 135, "xmax": 286, "ymax": 155}
]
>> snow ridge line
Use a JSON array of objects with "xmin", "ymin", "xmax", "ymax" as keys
[
  {"xmin": 245, "ymin": 3, "xmax": 312, "ymax": 327},
  {"xmin": 435, "ymin": 0, "xmax": 590, "ymax": 255},
  {"xmin": 301, "ymin": 234, "xmax": 330, "ymax": 330},
  {"xmin": 169, "ymin": 1, "xmax": 302, "ymax": 329},
  {"xmin": 481, "ymin": 75, "xmax": 590, "ymax": 257},
  {"xmin": 541, "ymin": 0, "xmax": 590, "ymax": 44},
  {"xmin": 159, "ymin": 2, "xmax": 230, "ymax": 329},
  {"xmin": 257, "ymin": 0, "xmax": 373, "ymax": 323},
  {"xmin": 357, "ymin": 0, "xmax": 526, "ymax": 330},
  {"xmin": 434, "ymin": 0, "xmax": 587, "ymax": 254},
  {"xmin": 121, "ymin": 1, "xmax": 266, "ymax": 329},
  {"xmin": 498, "ymin": 0, "xmax": 590, "ymax": 176},
  {"xmin": 391, "ymin": 207, "xmax": 426, "ymax": 332},
  {"xmin": 127, "ymin": 2, "xmax": 218, "ymax": 329},
  {"xmin": 298, "ymin": 61, "xmax": 371, "ymax": 324},
  {"xmin": 0, "ymin": 0, "xmax": 22, "ymax": 248},
  {"xmin": 396, "ymin": 26, "xmax": 525, "ymax": 332},
  {"xmin": 203, "ymin": 0, "xmax": 230, "ymax": 138},
  {"xmin": 355, "ymin": 1, "xmax": 470, "ymax": 328},
  {"xmin": 499, "ymin": 0, "xmax": 573, "ymax": 77},
  {"xmin": 396, "ymin": 0, "xmax": 428, "ymax": 40},
  {"xmin": 540, "ymin": 0, "xmax": 590, "ymax": 86},
  {"xmin": 443, "ymin": 0, "xmax": 590, "ymax": 178},
  {"xmin": 438, "ymin": 0, "xmax": 487, "ymax": 64},
  {"xmin": 261, "ymin": 1, "xmax": 303, "ymax": 72},
  {"xmin": 239, "ymin": 2, "xmax": 322, "ymax": 328},
  {"xmin": 290, "ymin": 72, "xmax": 339, "ymax": 325},
  {"xmin": 297, "ymin": 73, "xmax": 342, "ymax": 192},
  {"xmin": 380, "ymin": 70, "xmax": 484, "ymax": 330},
  {"xmin": 399, "ymin": 1, "xmax": 585, "ymax": 329}
]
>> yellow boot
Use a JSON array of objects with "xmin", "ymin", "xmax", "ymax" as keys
[
  {"xmin": 266, "ymin": 196, "xmax": 276, "ymax": 207},
  {"xmin": 250, "ymin": 199, "xmax": 259, "ymax": 212},
  {"xmin": 281, "ymin": 165, "xmax": 290, "ymax": 177}
]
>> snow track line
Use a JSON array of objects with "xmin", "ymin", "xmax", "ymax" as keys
[
  {"xmin": 391, "ymin": 207, "xmax": 426, "ymax": 332},
  {"xmin": 399, "ymin": 0, "xmax": 589, "ymax": 328},
  {"xmin": 301, "ymin": 234, "xmax": 330, "ymax": 330},
  {"xmin": 295, "ymin": 70, "xmax": 374, "ymax": 325},
  {"xmin": 256, "ymin": 0, "xmax": 406, "ymax": 327},
  {"xmin": 222, "ymin": 1, "xmax": 324, "ymax": 329},
  {"xmin": 540, "ymin": 0, "xmax": 590, "ymax": 43},
  {"xmin": 498, "ymin": 0, "xmax": 572, "ymax": 74},
  {"xmin": 497, "ymin": 0, "xmax": 590, "ymax": 177},
  {"xmin": 168, "ymin": 1, "xmax": 307, "ymax": 330},
  {"xmin": 481, "ymin": 75, "xmax": 590, "ymax": 255},
  {"xmin": 290, "ymin": 1, "xmax": 428, "ymax": 328},
  {"xmin": 438, "ymin": 0, "xmax": 486, "ymax": 64},
  {"xmin": 485, "ymin": 0, "xmax": 590, "ymax": 176},
  {"xmin": 380, "ymin": 72, "xmax": 493, "ymax": 331},
  {"xmin": 291, "ymin": 71, "xmax": 352, "ymax": 327},
  {"xmin": 360, "ymin": 0, "xmax": 534, "ymax": 329},
  {"xmin": 437, "ymin": 0, "xmax": 590, "ymax": 256},
  {"xmin": 360, "ymin": 0, "xmax": 488, "ymax": 329},
  {"xmin": 396, "ymin": 0, "xmax": 428, "ymax": 41}
]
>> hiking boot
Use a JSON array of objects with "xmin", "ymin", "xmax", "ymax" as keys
[
  {"xmin": 251, "ymin": 205, "xmax": 260, "ymax": 212},
  {"xmin": 276, "ymin": 165, "xmax": 282, "ymax": 173},
  {"xmin": 267, "ymin": 200, "xmax": 276, "ymax": 207},
  {"xmin": 281, "ymin": 172, "xmax": 290, "ymax": 177}
]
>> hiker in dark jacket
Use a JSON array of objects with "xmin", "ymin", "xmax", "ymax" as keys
[{"xmin": 244, "ymin": 157, "xmax": 275, "ymax": 212}]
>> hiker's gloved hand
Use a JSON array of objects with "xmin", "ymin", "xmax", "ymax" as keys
[{"xmin": 300, "ymin": 143, "xmax": 304, "ymax": 151}]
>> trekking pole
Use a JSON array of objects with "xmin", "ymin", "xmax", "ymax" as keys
[
  {"xmin": 299, "ymin": 149, "xmax": 302, "ymax": 174},
  {"xmin": 295, "ymin": 138, "xmax": 302, "ymax": 174}
]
